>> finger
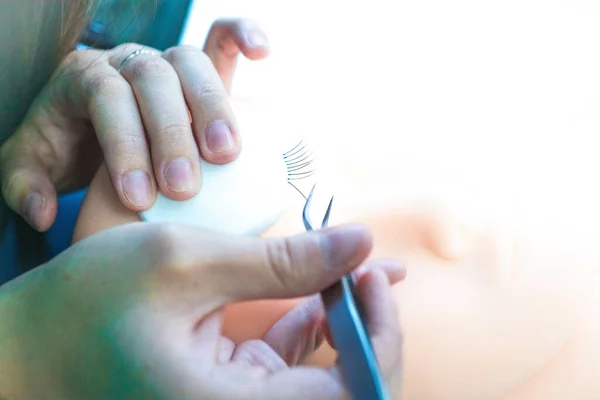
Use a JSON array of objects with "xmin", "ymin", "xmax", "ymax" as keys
[
  {"xmin": 163, "ymin": 223, "xmax": 372, "ymax": 303},
  {"xmin": 321, "ymin": 319, "xmax": 334, "ymax": 352},
  {"xmin": 163, "ymin": 46, "xmax": 241, "ymax": 165},
  {"xmin": 269, "ymin": 260, "xmax": 406, "ymax": 354},
  {"xmin": 321, "ymin": 261, "xmax": 406, "ymax": 350},
  {"xmin": 111, "ymin": 46, "xmax": 201, "ymax": 201},
  {"xmin": 357, "ymin": 269, "xmax": 403, "ymax": 382},
  {"xmin": 217, "ymin": 337, "xmax": 236, "ymax": 364},
  {"xmin": 261, "ymin": 368, "xmax": 346, "ymax": 400},
  {"xmin": 354, "ymin": 258, "xmax": 407, "ymax": 285},
  {"xmin": 62, "ymin": 49, "xmax": 157, "ymax": 211},
  {"xmin": 203, "ymin": 18, "xmax": 270, "ymax": 93},
  {"xmin": 231, "ymin": 340, "xmax": 287, "ymax": 373},
  {"xmin": 263, "ymin": 296, "xmax": 325, "ymax": 365},
  {"xmin": 0, "ymin": 138, "xmax": 58, "ymax": 231},
  {"xmin": 193, "ymin": 310, "xmax": 225, "ymax": 364}
]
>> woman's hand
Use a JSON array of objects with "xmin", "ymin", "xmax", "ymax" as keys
[
  {"xmin": 0, "ymin": 223, "xmax": 404, "ymax": 400},
  {"xmin": 0, "ymin": 19, "xmax": 268, "ymax": 232}
]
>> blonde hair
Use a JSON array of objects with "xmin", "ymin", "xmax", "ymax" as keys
[
  {"xmin": 0, "ymin": 0, "xmax": 95, "ymax": 271},
  {"xmin": 0, "ymin": 0, "xmax": 94, "ymax": 142}
]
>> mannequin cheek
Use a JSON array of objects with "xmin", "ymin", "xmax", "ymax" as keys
[
  {"xmin": 222, "ymin": 299, "xmax": 301, "ymax": 344},
  {"xmin": 355, "ymin": 198, "xmax": 516, "ymax": 286},
  {"xmin": 395, "ymin": 270, "xmax": 579, "ymax": 400}
]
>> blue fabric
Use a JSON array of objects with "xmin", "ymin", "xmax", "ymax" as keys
[
  {"xmin": 1, "ymin": 190, "xmax": 87, "ymax": 284},
  {"xmin": 44, "ymin": 189, "xmax": 87, "ymax": 257},
  {"xmin": 0, "ymin": 218, "xmax": 19, "ymax": 284}
]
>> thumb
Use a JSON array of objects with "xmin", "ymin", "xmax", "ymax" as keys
[
  {"xmin": 0, "ymin": 139, "xmax": 58, "ymax": 231},
  {"xmin": 187, "ymin": 224, "xmax": 372, "ymax": 302}
]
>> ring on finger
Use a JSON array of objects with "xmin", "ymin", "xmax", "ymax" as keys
[{"xmin": 118, "ymin": 49, "xmax": 159, "ymax": 72}]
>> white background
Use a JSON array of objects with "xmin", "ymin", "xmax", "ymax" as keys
[{"xmin": 180, "ymin": 0, "xmax": 600, "ymax": 238}]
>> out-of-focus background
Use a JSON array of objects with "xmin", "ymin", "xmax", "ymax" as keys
[
  {"xmin": 80, "ymin": 0, "xmax": 600, "ymax": 252},
  {"xmin": 186, "ymin": 0, "xmax": 600, "ymax": 251}
]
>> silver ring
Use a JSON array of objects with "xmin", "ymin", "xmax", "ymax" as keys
[{"xmin": 118, "ymin": 49, "xmax": 157, "ymax": 72}]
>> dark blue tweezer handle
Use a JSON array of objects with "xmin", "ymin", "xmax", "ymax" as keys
[{"xmin": 322, "ymin": 274, "xmax": 391, "ymax": 400}]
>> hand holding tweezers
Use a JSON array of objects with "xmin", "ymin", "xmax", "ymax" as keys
[{"xmin": 303, "ymin": 185, "xmax": 391, "ymax": 400}]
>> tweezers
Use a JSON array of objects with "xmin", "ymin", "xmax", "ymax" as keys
[{"xmin": 303, "ymin": 184, "xmax": 391, "ymax": 400}]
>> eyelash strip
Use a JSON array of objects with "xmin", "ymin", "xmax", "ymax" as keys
[{"xmin": 283, "ymin": 139, "xmax": 315, "ymax": 200}]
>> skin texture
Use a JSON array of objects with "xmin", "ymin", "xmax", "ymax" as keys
[
  {"xmin": 0, "ymin": 6, "xmax": 403, "ymax": 396},
  {"xmin": 74, "ymin": 93, "xmax": 600, "ymax": 399},
  {"xmin": 1, "ymin": 219, "xmax": 405, "ymax": 400},
  {"xmin": 0, "ymin": 17, "xmax": 268, "ymax": 233},
  {"xmin": 73, "ymin": 147, "xmax": 303, "ymax": 343}
]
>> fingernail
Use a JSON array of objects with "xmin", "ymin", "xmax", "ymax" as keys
[
  {"xmin": 320, "ymin": 224, "xmax": 372, "ymax": 269},
  {"xmin": 205, "ymin": 120, "xmax": 235, "ymax": 153},
  {"xmin": 122, "ymin": 170, "xmax": 152, "ymax": 207},
  {"xmin": 23, "ymin": 192, "xmax": 45, "ymax": 230},
  {"xmin": 246, "ymin": 31, "xmax": 269, "ymax": 48},
  {"xmin": 165, "ymin": 158, "xmax": 195, "ymax": 192}
]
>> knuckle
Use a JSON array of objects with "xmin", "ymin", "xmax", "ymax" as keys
[
  {"xmin": 125, "ymin": 56, "xmax": 172, "ymax": 80},
  {"xmin": 55, "ymin": 49, "xmax": 107, "ymax": 83},
  {"xmin": 82, "ymin": 69, "xmax": 128, "ymax": 98},
  {"xmin": 264, "ymin": 238, "xmax": 300, "ymax": 291},
  {"xmin": 60, "ymin": 49, "xmax": 97, "ymax": 70},
  {"xmin": 166, "ymin": 46, "xmax": 214, "ymax": 71},
  {"xmin": 145, "ymin": 224, "xmax": 184, "ymax": 267},
  {"xmin": 193, "ymin": 80, "xmax": 226, "ymax": 103},
  {"xmin": 153, "ymin": 120, "xmax": 192, "ymax": 147},
  {"xmin": 107, "ymin": 132, "xmax": 147, "ymax": 161},
  {"xmin": 163, "ymin": 44, "xmax": 201, "ymax": 61}
]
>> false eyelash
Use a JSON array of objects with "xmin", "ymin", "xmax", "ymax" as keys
[{"xmin": 282, "ymin": 139, "xmax": 315, "ymax": 200}]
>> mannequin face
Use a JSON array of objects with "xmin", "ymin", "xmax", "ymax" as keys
[
  {"xmin": 74, "ymin": 97, "xmax": 600, "ymax": 400},
  {"xmin": 260, "ymin": 178, "xmax": 598, "ymax": 399},
  {"xmin": 251, "ymin": 96, "xmax": 600, "ymax": 398}
]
